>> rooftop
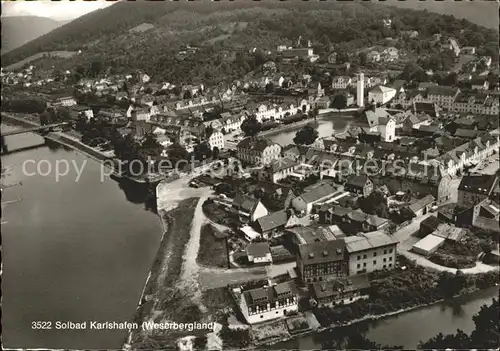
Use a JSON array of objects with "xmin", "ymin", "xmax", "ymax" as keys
[
  {"xmin": 312, "ymin": 274, "xmax": 370, "ymax": 299},
  {"xmin": 237, "ymin": 137, "xmax": 279, "ymax": 152},
  {"xmin": 255, "ymin": 210, "xmax": 288, "ymax": 233},
  {"xmin": 246, "ymin": 242, "xmax": 271, "ymax": 258},
  {"xmin": 344, "ymin": 231, "xmax": 398, "ymax": 253},
  {"xmin": 298, "ymin": 239, "xmax": 345, "ymax": 264}
]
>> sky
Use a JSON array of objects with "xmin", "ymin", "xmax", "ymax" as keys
[{"xmin": 1, "ymin": 1, "xmax": 114, "ymax": 21}]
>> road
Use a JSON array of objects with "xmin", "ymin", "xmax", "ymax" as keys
[
  {"xmin": 178, "ymin": 195, "xmax": 210, "ymax": 313},
  {"xmin": 392, "ymin": 213, "xmax": 435, "ymax": 251},
  {"xmin": 392, "ymin": 212, "xmax": 499, "ymax": 275}
]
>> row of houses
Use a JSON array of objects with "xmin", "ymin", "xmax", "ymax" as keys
[
  {"xmin": 392, "ymin": 86, "xmax": 499, "ymax": 116},
  {"xmin": 331, "ymin": 75, "xmax": 388, "ymax": 90}
]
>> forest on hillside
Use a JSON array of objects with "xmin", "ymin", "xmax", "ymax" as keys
[{"xmin": 2, "ymin": 1, "xmax": 498, "ymax": 87}]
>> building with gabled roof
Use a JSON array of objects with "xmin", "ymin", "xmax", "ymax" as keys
[
  {"xmin": 458, "ymin": 174, "xmax": 498, "ymax": 208},
  {"xmin": 345, "ymin": 174, "xmax": 373, "ymax": 197},
  {"xmin": 473, "ymin": 198, "xmax": 500, "ymax": 233},
  {"xmin": 258, "ymin": 158, "xmax": 299, "ymax": 183},
  {"xmin": 237, "ymin": 137, "xmax": 281, "ymax": 165},
  {"xmin": 426, "ymin": 86, "xmax": 460, "ymax": 108},
  {"xmin": 233, "ymin": 195, "xmax": 269, "ymax": 222},
  {"xmin": 238, "ymin": 280, "xmax": 298, "ymax": 324},
  {"xmin": 297, "ymin": 239, "xmax": 347, "ymax": 283},
  {"xmin": 312, "ymin": 274, "xmax": 370, "ymax": 308},
  {"xmin": 368, "ymin": 85, "xmax": 397, "ymax": 105},
  {"xmin": 344, "ymin": 231, "xmax": 398, "ymax": 275},
  {"xmin": 407, "ymin": 194, "xmax": 435, "ymax": 217},
  {"xmin": 246, "ymin": 242, "xmax": 272, "ymax": 264},
  {"xmin": 291, "ymin": 182, "xmax": 341, "ymax": 214},
  {"xmin": 253, "ymin": 210, "xmax": 290, "ymax": 234}
]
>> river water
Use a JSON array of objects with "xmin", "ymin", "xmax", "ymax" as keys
[
  {"xmin": 266, "ymin": 114, "xmax": 352, "ymax": 146},
  {"xmin": 1, "ymin": 124, "xmax": 162, "ymax": 349},
  {"xmin": 1, "ymin": 123, "xmax": 497, "ymax": 349},
  {"xmin": 272, "ymin": 287, "xmax": 498, "ymax": 350}
]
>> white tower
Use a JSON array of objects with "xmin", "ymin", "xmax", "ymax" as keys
[{"xmin": 356, "ymin": 72, "xmax": 365, "ymax": 107}]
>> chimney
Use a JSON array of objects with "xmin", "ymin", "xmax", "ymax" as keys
[
  {"xmin": 323, "ymin": 251, "xmax": 328, "ymax": 257},
  {"xmin": 309, "ymin": 253, "xmax": 315, "ymax": 259}
]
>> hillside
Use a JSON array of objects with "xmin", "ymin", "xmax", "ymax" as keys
[
  {"xmin": 383, "ymin": 0, "xmax": 499, "ymax": 30},
  {"xmin": 1, "ymin": 16, "xmax": 68, "ymax": 54},
  {"xmin": 1, "ymin": 1, "xmax": 497, "ymax": 85}
]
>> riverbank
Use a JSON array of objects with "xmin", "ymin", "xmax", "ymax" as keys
[
  {"xmin": 125, "ymin": 197, "xmax": 202, "ymax": 349},
  {"xmin": 1, "ymin": 113, "xmax": 161, "ymax": 184}
]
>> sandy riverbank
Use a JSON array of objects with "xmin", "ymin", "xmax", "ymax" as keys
[{"xmin": 125, "ymin": 197, "xmax": 201, "ymax": 349}]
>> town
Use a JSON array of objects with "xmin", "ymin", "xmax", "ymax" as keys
[{"xmin": 1, "ymin": 3, "xmax": 499, "ymax": 351}]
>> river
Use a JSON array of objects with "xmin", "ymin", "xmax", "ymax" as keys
[
  {"xmin": 272, "ymin": 287, "xmax": 498, "ymax": 350},
  {"xmin": 266, "ymin": 114, "xmax": 352, "ymax": 146},
  {"xmin": 1, "ymin": 124, "xmax": 162, "ymax": 349}
]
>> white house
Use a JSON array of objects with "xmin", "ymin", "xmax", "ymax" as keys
[
  {"xmin": 368, "ymin": 85, "xmax": 397, "ymax": 105},
  {"xmin": 208, "ymin": 131, "xmax": 224, "ymax": 150},
  {"xmin": 238, "ymin": 280, "xmax": 298, "ymax": 324},
  {"xmin": 54, "ymin": 96, "xmax": 77, "ymax": 107},
  {"xmin": 332, "ymin": 76, "xmax": 353, "ymax": 90},
  {"xmin": 378, "ymin": 117, "xmax": 396, "ymax": 142},
  {"xmin": 291, "ymin": 182, "xmax": 339, "ymax": 215},
  {"xmin": 246, "ymin": 242, "xmax": 272, "ymax": 264},
  {"xmin": 344, "ymin": 231, "xmax": 399, "ymax": 275}
]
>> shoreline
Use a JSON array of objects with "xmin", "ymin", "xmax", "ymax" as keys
[
  {"xmin": 124, "ymin": 192, "xmax": 171, "ymax": 350},
  {"xmin": 124, "ymin": 196, "xmax": 201, "ymax": 349},
  {"xmin": 1, "ymin": 113, "xmax": 161, "ymax": 185}
]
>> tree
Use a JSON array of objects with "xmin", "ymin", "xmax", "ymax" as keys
[
  {"xmin": 194, "ymin": 142, "xmax": 212, "ymax": 161},
  {"xmin": 331, "ymin": 93, "xmax": 348, "ymax": 110},
  {"xmin": 90, "ymin": 59, "xmax": 103, "ymax": 78},
  {"xmin": 308, "ymin": 106, "xmax": 319, "ymax": 121},
  {"xmin": 418, "ymin": 330, "xmax": 471, "ymax": 349},
  {"xmin": 419, "ymin": 299, "xmax": 499, "ymax": 349},
  {"xmin": 265, "ymin": 82, "xmax": 274, "ymax": 94},
  {"xmin": 359, "ymin": 52, "xmax": 367, "ymax": 66},
  {"xmin": 56, "ymin": 107, "xmax": 71, "ymax": 121},
  {"xmin": 293, "ymin": 123, "xmax": 318, "ymax": 145},
  {"xmin": 358, "ymin": 191, "xmax": 389, "ymax": 218},
  {"xmin": 337, "ymin": 50, "xmax": 349, "ymax": 64},
  {"xmin": 139, "ymin": 132, "xmax": 162, "ymax": 159},
  {"xmin": 241, "ymin": 114, "xmax": 262, "ymax": 137},
  {"xmin": 205, "ymin": 125, "xmax": 214, "ymax": 139},
  {"xmin": 470, "ymin": 298, "xmax": 499, "ymax": 348},
  {"xmin": 167, "ymin": 143, "xmax": 189, "ymax": 161},
  {"xmin": 193, "ymin": 336, "xmax": 207, "ymax": 351},
  {"xmin": 212, "ymin": 146, "xmax": 220, "ymax": 160},
  {"xmin": 75, "ymin": 115, "xmax": 88, "ymax": 133},
  {"xmin": 401, "ymin": 62, "xmax": 426, "ymax": 82},
  {"xmin": 440, "ymin": 72, "xmax": 458, "ymax": 86}
]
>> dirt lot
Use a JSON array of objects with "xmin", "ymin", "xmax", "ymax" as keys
[{"xmin": 129, "ymin": 197, "xmax": 204, "ymax": 349}]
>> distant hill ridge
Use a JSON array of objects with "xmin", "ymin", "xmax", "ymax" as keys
[
  {"xmin": 1, "ymin": 16, "xmax": 69, "ymax": 54},
  {"xmin": 1, "ymin": 1, "xmax": 497, "ymax": 70}
]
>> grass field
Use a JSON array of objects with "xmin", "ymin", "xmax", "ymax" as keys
[
  {"xmin": 197, "ymin": 224, "xmax": 229, "ymax": 269},
  {"xmin": 4, "ymin": 50, "xmax": 78, "ymax": 71}
]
